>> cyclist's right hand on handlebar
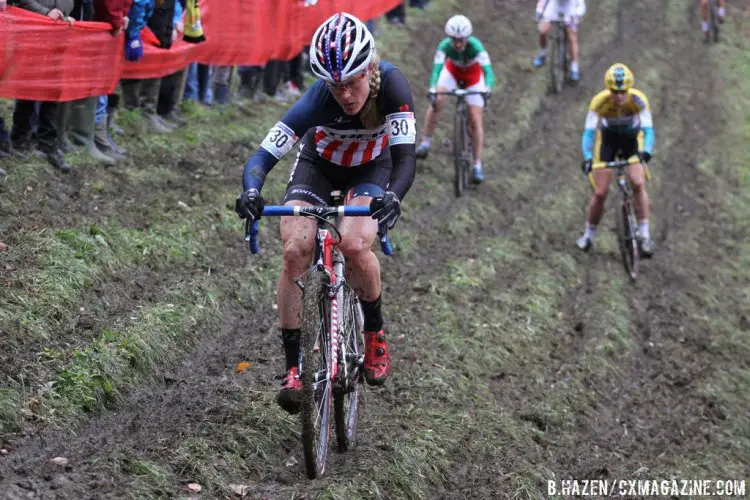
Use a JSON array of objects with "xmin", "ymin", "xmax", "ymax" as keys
[
  {"xmin": 581, "ymin": 159, "xmax": 593, "ymax": 175},
  {"xmin": 235, "ymin": 188, "xmax": 265, "ymax": 220}
]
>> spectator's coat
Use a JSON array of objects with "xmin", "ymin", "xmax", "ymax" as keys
[
  {"xmin": 93, "ymin": 0, "xmax": 133, "ymax": 31},
  {"xmin": 126, "ymin": 0, "xmax": 155, "ymax": 38},
  {"xmin": 16, "ymin": 0, "xmax": 74, "ymax": 16}
]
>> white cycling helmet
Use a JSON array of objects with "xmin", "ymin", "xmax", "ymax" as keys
[
  {"xmin": 309, "ymin": 12, "xmax": 375, "ymax": 83},
  {"xmin": 445, "ymin": 14, "xmax": 473, "ymax": 38}
]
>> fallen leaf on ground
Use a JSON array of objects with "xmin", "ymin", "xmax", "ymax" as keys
[
  {"xmin": 187, "ymin": 482, "xmax": 201, "ymax": 492},
  {"xmin": 230, "ymin": 484, "xmax": 251, "ymax": 496},
  {"xmin": 235, "ymin": 362, "xmax": 252, "ymax": 373},
  {"xmin": 50, "ymin": 457, "xmax": 69, "ymax": 466}
]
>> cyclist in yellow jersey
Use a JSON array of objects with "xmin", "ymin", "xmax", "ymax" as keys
[
  {"xmin": 577, "ymin": 63, "xmax": 655, "ymax": 256},
  {"xmin": 700, "ymin": 0, "xmax": 726, "ymax": 41}
]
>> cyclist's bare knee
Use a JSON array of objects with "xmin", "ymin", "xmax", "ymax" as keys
[
  {"xmin": 281, "ymin": 236, "xmax": 314, "ymax": 273},
  {"xmin": 338, "ymin": 196, "xmax": 377, "ymax": 260},
  {"xmin": 434, "ymin": 88, "xmax": 449, "ymax": 112},
  {"xmin": 631, "ymin": 179, "xmax": 645, "ymax": 193},
  {"xmin": 280, "ymin": 209, "xmax": 316, "ymax": 274},
  {"xmin": 468, "ymin": 105, "xmax": 483, "ymax": 126},
  {"xmin": 339, "ymin": 233, "xmax": 374, "ymax": 261},
  {"xmin": 593, "ymin": 185, "xmax": 609, "ymax": 202}
]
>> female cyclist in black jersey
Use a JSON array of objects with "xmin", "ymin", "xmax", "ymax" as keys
[{"xmin": 235, "ymin": 12, "xmax": 417, "ymax": 414}]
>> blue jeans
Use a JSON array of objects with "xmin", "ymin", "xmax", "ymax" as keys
[
  {"xmin": 96, "ymin": 96, "xmax": 108, "ymax": 124},
  {"xmin": 184, "ymin": 63, "xmax": 213, "ymax": 104}
]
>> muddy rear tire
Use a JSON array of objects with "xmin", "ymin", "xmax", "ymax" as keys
[{"xmin": 333, "ymin": 287, "xmax": 363, "ymax": 453}]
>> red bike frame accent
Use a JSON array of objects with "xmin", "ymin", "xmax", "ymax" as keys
[{"xmin": 321, "ymin": 229, "xmax": 340, "ymax": 380}]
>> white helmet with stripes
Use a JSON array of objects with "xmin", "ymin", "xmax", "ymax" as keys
[
  {"xmin": 310, "ymin": 12, "xmax": 375, "ymax": 83},
  {"xmin": 445, "ymin": 14, "xmax": 473, "ymax": 38}
]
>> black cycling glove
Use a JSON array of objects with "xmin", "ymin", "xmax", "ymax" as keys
[
  {"xmin": 235, "ymin": 188, "xmax": 265, "ymax": 220},
  {"xmin": 370, "ymin": 191, "xmax": 401, "ymax": 229}
]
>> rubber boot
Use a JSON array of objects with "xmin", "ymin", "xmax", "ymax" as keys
[
  {"xmin": 94, "ymin": 121, "xmax": 125, "ymax": 161},
  {"xmin": 55, "ymin": 101, "xmax": 74, "ymax": 153},
  {"xmin": 141, "ymin": 78, "xmax": 174, "ymax": 134},
  {"xmin": 107, "ymin": 107, "xmax": 125, "ymax": 138},
  {"xmin": 69, "ymin": 98, "xmax": 116, "ymax": 165}
]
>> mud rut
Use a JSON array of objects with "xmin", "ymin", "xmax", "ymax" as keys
[{"xmin": 0, "ymin": 0, "xmax": 742, "ymax": 498}]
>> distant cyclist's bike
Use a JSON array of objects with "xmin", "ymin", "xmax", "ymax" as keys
[
  {"xmin": 550, "ymin": 11, "xmax": 569, "ymax": 93},
  {"xmin": 707, "ymin": 0, "xmax": 720, "ymax": 42},
  {"xmin": 246, "ymin": 194, "xmax": 392, "ymax": 479},
  {"xmin": 591, "ymin": 158, "xmax": 644, "ymax": 281},
  {"xmin": 429, "ymin": 89, "xmax": 489, "ymax": 197}
]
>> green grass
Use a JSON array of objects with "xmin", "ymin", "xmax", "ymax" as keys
[
  {"xmin": 664, "ymin": 6, "xmax": 750, "ymax": 479},
  {"xmin": 5, "ymin": 0, "xmax": 749, "ymax": 498}
]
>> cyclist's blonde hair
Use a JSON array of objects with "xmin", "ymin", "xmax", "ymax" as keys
[{"xmin": 359, "ymin": 49, "xmax": 383, "ymax": 129}]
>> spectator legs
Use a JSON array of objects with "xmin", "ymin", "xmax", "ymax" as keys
[
  {"xmin": 263, "ymin": 60, "xmax": 285, "ymax": 101},
  {"xmin": 197, "ymin": 64, "xmax": 213, "ymax": 104},
  {"xmin": 159, "ymin": 67, "xmax": 189, "ymax": 127},
  {"xmin": 69, "ymin": 97, "xmax": 116, "ymax": 164},
  {"xmin": 94, "ymin": 95, "xmax": 126, "ymax": 161},
  {"xmin": 121, "ymin": 79, "xmax": 142, "ymax": 110},
  {"xmin": 213, "ymin": 66, "xmax": 233, "ymax": 105},
  {"xmin": 12, "ymin": 100, "xmax": 71, "ymax": 172},
  {"xmin": 141, "ymin": 78, "xmax": 174, "ymax": 133},
  {"xmin": 122, "ymin": 79, "xmax": 174, "ymax": 134}
]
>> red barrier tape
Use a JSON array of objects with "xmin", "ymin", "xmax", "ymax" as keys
[{"xmin": 0, "ymin": 0, "xmax": 401, "ymax": 101}]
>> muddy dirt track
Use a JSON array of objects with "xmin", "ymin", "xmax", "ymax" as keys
[{"xmin": 1, "ymin": 0, "xmax": 748, "ymax": 498}]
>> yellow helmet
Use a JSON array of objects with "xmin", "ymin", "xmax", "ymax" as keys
[{"xmin": 604, "ymin": 63, "xmax": 634, "ymax": 92}]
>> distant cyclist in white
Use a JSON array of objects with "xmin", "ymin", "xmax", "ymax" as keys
[{"xmin": 532, "ymin": 0, "xmax": 586, "ymax": 82}]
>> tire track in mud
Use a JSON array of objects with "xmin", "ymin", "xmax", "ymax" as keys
[
  {"xmin": 572, "ymin": 3, "xmax": 743, "ymax": 478},
  {"xmin": 493, "ymin": 0, "xmax": 743, "ymax": 485},
  {"xmin": 0, "ymin": 0, "xmax": 649, "ymax": 497}
]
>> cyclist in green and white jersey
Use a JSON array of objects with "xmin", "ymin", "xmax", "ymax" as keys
[{"xmin": 415, "ymin": 15, "xmax": 494, "ymax": 183}]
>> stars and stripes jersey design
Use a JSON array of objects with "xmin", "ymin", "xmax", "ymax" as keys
[
  {"xmin": 243, "ymin": 61, "xmax": 417, "ymax": 200},
  {"xmin": 312, "ymin": 122, "xmax": 390, "ymax": 167}
]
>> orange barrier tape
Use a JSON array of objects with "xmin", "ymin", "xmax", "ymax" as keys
[{"xmin": 0, "ymin": 0, "xmax": 400, "ymax": 101}]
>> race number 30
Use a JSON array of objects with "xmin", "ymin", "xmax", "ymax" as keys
[
  {"xmin": 387, "ymin": 112, "xmax": 416, "ymax": 146},
  {"xmin": 261, "ymin": 122, "xmax": 298, "ymax": 159}
]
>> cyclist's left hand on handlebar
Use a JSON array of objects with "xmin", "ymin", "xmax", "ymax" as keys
[
  {"xmin": 638, "ymin": 151, "xmax": 652, "ymax": 164},
  {"xmin": 370, "ymin": 191, "xmax": 401, "ymax": 229},
  {"xmin": 581, "ymin": 159, "xmax": 593, "ymax": 175},
  {"xmin": 235, "ymin": 188, "xmax": 265, "ymax": 221}
]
